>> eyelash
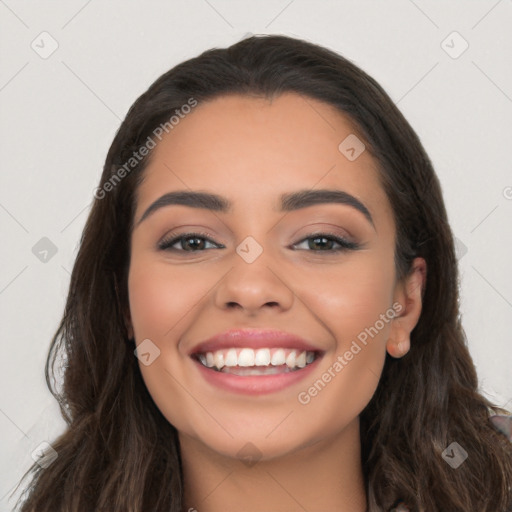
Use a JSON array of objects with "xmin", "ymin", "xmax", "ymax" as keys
[{"xmin": 157, "ymin": 231, "xmax": 360, "ymax": 253}]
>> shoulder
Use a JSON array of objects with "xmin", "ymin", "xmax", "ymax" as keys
[{"xmin": 490, "ymin": 413, "xmax": 512, "ymax": 442}]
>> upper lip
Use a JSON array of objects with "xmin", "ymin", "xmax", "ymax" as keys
[{"xmin": 189, "ymin": 328, "xmax": 322, "ymax": 355}]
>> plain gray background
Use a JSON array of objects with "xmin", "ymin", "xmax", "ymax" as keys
[{"xmin": 1, "ymin": 0, "xmax": 511, "ymax": 508}]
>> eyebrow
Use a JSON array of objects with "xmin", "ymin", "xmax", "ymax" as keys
[{"xmin": 135, "ymin": 189, "xmax": 375, "ymax": 229}]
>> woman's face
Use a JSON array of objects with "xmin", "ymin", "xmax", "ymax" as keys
[{"xmin": 127, "ymin": 92, "xmax": 411, "ymax": 461}]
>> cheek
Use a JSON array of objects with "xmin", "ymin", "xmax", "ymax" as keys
[
  {"xmin": 127, "ymin": 257, "xmax": 207, "ymax": 433},
  {"xmin": 292, "ymin": 254, "xmax": 395, "ymax": 422},
  {"xmin": 127, "ymin": 257, "xmax": 208, "ymax": 339},
  {"xmin": 303, "ymin": 252, "xmax": 396, "ymax": 338}
]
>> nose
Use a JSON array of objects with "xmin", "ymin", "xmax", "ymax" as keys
[{"xmin": 213, "ymin": 250, "xmax": 295, "ymax": 315}]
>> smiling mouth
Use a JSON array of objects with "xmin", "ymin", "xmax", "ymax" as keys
[{"xmin": 192, "ymin": 347, "xmax": 320, "ymax": 376}]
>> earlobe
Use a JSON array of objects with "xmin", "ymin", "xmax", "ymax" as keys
[
  {"xmin": 386, "ymin": 333, "xmax": 411, "ymax": 358},
  {"xmin": 386, "ymin": 257, "xmax": 427, "ymax": 358}
]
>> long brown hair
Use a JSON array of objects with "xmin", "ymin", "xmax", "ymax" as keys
[{"xmin": 14, "ymin": 34, "xmax": 512, "ymax": 512}]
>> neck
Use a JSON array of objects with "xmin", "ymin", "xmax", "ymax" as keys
[{"xmin": 179, "ymin": 419, "xmax": 367, "ymax": 512}]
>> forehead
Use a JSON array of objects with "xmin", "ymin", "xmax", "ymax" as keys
[{"xmin": 135, "ymin": 93, "xmax": 393, "ymax": 230}]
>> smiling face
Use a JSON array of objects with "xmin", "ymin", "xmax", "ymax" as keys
[{"xmin": 127, "ymin": 92, "xmax": 417, "ymax": 462}]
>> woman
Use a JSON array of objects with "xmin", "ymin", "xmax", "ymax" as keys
[{"xmin": 14, "ymin": 34, "xmax": 512, "ymax": 511}]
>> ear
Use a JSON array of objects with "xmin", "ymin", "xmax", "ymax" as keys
[{"xmin": 387, "ymin": 257, "xmax": 427, "ymax": 358}]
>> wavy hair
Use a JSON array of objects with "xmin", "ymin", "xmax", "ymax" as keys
[{"xmin": 14, "ymin": 34, "xmax": 512, "ymax": 512}]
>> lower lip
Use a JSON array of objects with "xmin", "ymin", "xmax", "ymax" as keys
[{"xmin": 192, "ymin": 357, "xmax": 321, "ymax": 395}]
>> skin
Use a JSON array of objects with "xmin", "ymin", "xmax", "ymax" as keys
[{"xmin": 126, "ymin": 93, "xmax": 426, "ymax": 512}]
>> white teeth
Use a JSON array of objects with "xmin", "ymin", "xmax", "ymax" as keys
[
  {"xmin": 254, "ymin": 348, "xmax": 271, "ymax": 366},
  {"xmin": 271, "ymin": 348, "xmax": 286, "ymax": 366},
  {"xmin": 196, "ymin": 347, "xmax": 317, "ymax": 371},
  {"xmin": 214, "ymin": 351, "xmax": 225, "ymax": 370},
  {"xmin": 238, "ymin": 348, "xmax": 255, "ymax": 367},
  {"xmin": 285, "ymin": 350, "xmax": 297, "ymax": 368},
  {"xmin": 205, "ymin": 352, "xmax": 215, "ymax": 368},
  {"xmin": 296, "ymin": 351, "xmax": 306, "ymax": 368},
  {"xmin": 225, "ymin": 348, "xmax": 238, "ymax": 366}
]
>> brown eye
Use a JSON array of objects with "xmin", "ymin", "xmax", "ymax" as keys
[
  {"xmin": 292, "ymin": 233, "xmax": 359, "ymax": 252},
  {"xmin": 158, "ymin": 232, "xmax": 224, "ymax": 252}
]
